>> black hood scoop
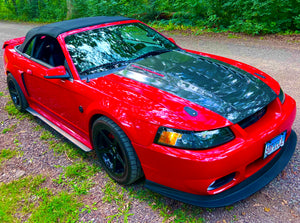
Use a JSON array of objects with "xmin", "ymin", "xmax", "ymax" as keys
[{"xmin": 117, "ymin": 50, "xmax": 277, "ymax": 123}]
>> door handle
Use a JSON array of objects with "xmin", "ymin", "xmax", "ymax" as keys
[{"xmin": 26, "ymin": 69, "xmax": 32, "ymax": 75}]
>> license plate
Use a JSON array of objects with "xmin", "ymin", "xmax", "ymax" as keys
[{"xmin": 264, "ymin": 131, "xmax": 286, "ymax": 159}]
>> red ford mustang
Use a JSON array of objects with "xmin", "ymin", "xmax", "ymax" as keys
[{"xmin": 3, "ymin": 16, "xmax": 297, "ymax": 207}]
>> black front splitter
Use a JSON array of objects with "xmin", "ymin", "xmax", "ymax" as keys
[{"xmin": 145, "ymin": 130, "xmax": 297, "ymax": 208}]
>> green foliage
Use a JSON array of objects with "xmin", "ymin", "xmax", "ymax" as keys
[
  {"xmin": 5, "ymin": 101, "xmax": 29, "ymax": 120},
  {"xmin": 53, "ymin": 161, "xmax": 99, "ymax": 195},
  {"xmin": 64, "ymin": 161, "xmax": 98, "ymax": 180},
  {"xmin": 0, "ymin": 0, "xmax": 66, "ymax": 22},
  {"xmin": 217, "ymin": 0, "xmax": 300, "ymax": 34},
  {"xmin": 0, "ymin": 175, "xmax": 83, "ymax": 222},
  {"xmin": 127, "ymin": 185, "xmax": 205, "ymax": 222},
  {"xmin": 102, "ymin": 178, "xmax": 127, "ymax": 204},
  {"xmin": 29, "ymin": 191, "xmax": 82, "ymax": 222},
  {"xmin": 1, "ymin": 0, "xmax": 299, "ymax": 34},
  {"xmin": 40, "ymin": 130, "xmax": 55, "ymax": 140},
  {"xmin": 0, "ymin": 175, "xmax": 45, "ymax": 222},
  {"xmin": 1, "ymin": 124, "xmax": 16, "ymax": 134},
  {"xmin": 106, "ymin": 204, "xmax": 134, "ymax": 223},
  {"xmin": 1, "ymin": 128, "xmax": 10, "ymax": 134},
  {"xmin": 49, "ymin": 140, "xmax": 87, "ymax": 159},
  {"xmin": 33, "ymin": 125, "xmax": 42, "ymax": 131},
  {"xmin": 0, "ymin": 148, "xmax": 18, "ymax": 164},
  {"xmin": 102, "ymin": 178, "xmax": 134, "ymax": 222}
]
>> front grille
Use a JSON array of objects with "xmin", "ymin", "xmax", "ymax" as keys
[{"xmin": 238, "ymin": 106, "xmax": 267, "ymax": 129}]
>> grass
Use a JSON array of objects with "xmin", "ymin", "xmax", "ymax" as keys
[
  {"xmin": 1, "ymin": 101, "xmax": 92, "ymax": 222},
  {"xmin": 2, "ymin": 99, "xmax": 207, "ymax": 222},
  {"xmin": 0, "ymin": 92, "xmax": 4, "ymax": 97},
  {"xmin": 4, "ymin": 101, "xmax": 30, "ymax": 120},
  {"xmin": 102, "ymin": 178, "xmax": 128, "ymax": 204},
  {"xmin": 0, "ymin": 175, "xmax": 84, "ymax": 222},
  {"xmin": 23, "ymin": 122, "xmax": 206, "ymax": 222},
  {"xmin": 37, "ymin": 127, "xmax": 87, "ymax": 160},
  {"xmin": 101, "ymin": 177, "xmax": 205, "ymax": 222},
  {"xmin": 0, "ymin": 175, "xmax": 45, "ymax": 222},
  {"xmin": 102, "ymin": 178, "xmax": 134, "ymax": 222},
  {"xmin": 227, "ymin": 33, "xmax": 241, "ymax": 39},
  {"xmin": 0, "ymin": 148, "xmax": 18, "ymax": 165},
  {"xmin": 49, "ymin": 140, "xmax": 88, "ymax": 160},
  {"xmin": 127, "ymin": 185, "xmax": 205, "ymax": 222},
  {"xmin": 1, "ymin": 123, "xmax": 17, "ymax": 134},
  {"xmin": 225, "ymin": 205, "xmax": 234, "ymax": 211},
  {"xmin": 33, "ymin": 125, "xmax": 43, "ymax": 131},
  {"xmin": 106, "ymin": 204, "xmax": 134, "ymax": 223},
  {"xmin": 151, "ymin": 21, "xmax": 230, "ymax": 36},
  {"xmin": 40, "ymin": 130, "xmax": 55, "ymax": 140},
  {"xmin": 29, "ymin": 190, "xmax": 82, "ymax": 223},
  {"xmin": 53, "ymin": 161, "xmax": 99, "ymax": 195}
]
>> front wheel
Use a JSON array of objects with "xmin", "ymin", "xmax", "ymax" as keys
[{"xmin": 92, "ymin": 116, "xmax": 143, "ymax": 185}]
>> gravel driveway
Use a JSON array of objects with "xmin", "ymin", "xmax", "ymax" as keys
[{"xmin": 0, "ymin": 21, "xmax": 299, "ymax": 222}]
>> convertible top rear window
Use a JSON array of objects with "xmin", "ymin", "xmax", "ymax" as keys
[{"xmin": 64, "ymin": 23, "xmax": 178, "ymax": 76}]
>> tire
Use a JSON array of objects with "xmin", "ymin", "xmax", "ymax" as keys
[
  {"xmin": 7, "ymin": 73, "xmax": 28, "ymax": 112},
  {"xmin": 92, "ymin": 116, "xmax": 143, "ymax": 185}
]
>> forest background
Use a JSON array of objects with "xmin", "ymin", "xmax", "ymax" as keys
[{"xmin": 1, "ymin": 0, "xmax": 300, "ymax": 35}]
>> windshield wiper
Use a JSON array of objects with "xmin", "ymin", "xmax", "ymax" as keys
[
  {"xmin": 80, "ymin": 60, "xmax": 130, "ymax": 75},
  {"xmin": 80, "ymin": 49, "xmax": 172, "ymax": 76},
  {"xmin": 134, "ymin": 49, "xmax": 171, "ymax": 61}
]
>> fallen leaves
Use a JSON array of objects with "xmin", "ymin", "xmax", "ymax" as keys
[
  {"xmin": 264, "ymin": 207, "xmax": 270, "ymax": 212},
  {"xmin": 281, "ymin": 170, "xmax": 287, "ymax": 179},
  {"xmin": 281, "ymin": 199, "xmax": 288, "ymax": 205}
]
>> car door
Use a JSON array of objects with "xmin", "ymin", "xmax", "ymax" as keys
[{"xmin": 21, "ymin": 35, "xmax": 89, "ymax": 138}]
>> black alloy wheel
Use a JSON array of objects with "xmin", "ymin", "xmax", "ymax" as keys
[
  {"xmin": 7, "ymin": 73, "xmax": 28, "ymax": 112},
  {"xmin": 92, "ymin": 116, "xmax": 143, "ymax": 185}
]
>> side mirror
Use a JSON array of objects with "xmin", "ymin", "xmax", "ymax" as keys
[
  {"xmin": 44, "ymin": 66, "xmax": 70, "ymax": 79},
  {"xmin": 168, "ymin": 37, "xmax": 176, "ymax": 44}
]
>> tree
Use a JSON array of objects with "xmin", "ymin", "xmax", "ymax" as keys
[{"xmin": 66, "ymin": 0, "xmax": 73, "ymax": 19}]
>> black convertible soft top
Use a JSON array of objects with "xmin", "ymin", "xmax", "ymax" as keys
[{"xmin": 19, "ymin": 16, "xmax": 132, "ymax": 52}]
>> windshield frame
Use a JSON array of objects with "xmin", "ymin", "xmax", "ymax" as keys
[{"xmin": 59, "ymin": 20, "xmax": 180, "ymax": 80}]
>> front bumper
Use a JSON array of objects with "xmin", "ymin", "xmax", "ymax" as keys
[
  {"xmin": 145, "ymin": 130, "xmax": 297, "ymax": 207},
  {"xmin": 132, "ymin": 94, "xmax": 296, "ymax": 206}
]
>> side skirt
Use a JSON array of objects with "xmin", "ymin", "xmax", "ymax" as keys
[{"xmin": 26, "ymin": 107, "xmax": 92, "ymax": 152}]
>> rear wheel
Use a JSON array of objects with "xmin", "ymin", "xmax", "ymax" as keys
[
  {"xmin": 92, "ymin": 116, "xmax": 143, "ymax": 185},
  {"xmin": 7, "ymin": 73, "xmax": 28, "ymax": 112}
]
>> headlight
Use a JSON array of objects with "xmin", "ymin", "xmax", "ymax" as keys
[
  {"xmin": 278, "ymin": 88, "xmax": 285, "ymax": 104},
  {"xmin": 154, "ymin": 127, "xmax": 235, "ymax": 149}
]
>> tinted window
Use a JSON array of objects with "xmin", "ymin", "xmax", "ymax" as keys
[
  {"xmin": 28, "ymin": 36, "xmax": 65, "ymax": 67},
  {"xmin": 65, "ymin": 23, "xmax": 178, "ymax": 76},
  {"xmin": 24, "ymin": 37, "xmax": 36, "ymax": 56}
]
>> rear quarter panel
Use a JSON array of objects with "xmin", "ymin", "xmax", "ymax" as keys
[{"xmin": 3, "ymin": 39, "xmax": 29, "ymax": 97}]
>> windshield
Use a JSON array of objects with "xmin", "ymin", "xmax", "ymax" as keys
[{"xmin": 64, "ymin": 22, "xmax": 179, "ymax": 76}]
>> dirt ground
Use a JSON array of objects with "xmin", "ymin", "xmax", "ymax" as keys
[{"xmin": 0, "ymin": 21, "xmax": 299, "ymax": 222}]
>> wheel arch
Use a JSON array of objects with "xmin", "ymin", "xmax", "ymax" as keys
[
  {"xmin": 7, "ymin": 72, "xmax": 28, "ymax": 112},
  {"xmin": 89, "ymin": 113, "xmax": 103, "ymax": 146},
  {"xmin": 88, "ymin": 111, "xmax": 139, "ymax": 149},
  {"xmin": 6, "ymin": 68, "xmax": 29, "ymax": 99}
]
